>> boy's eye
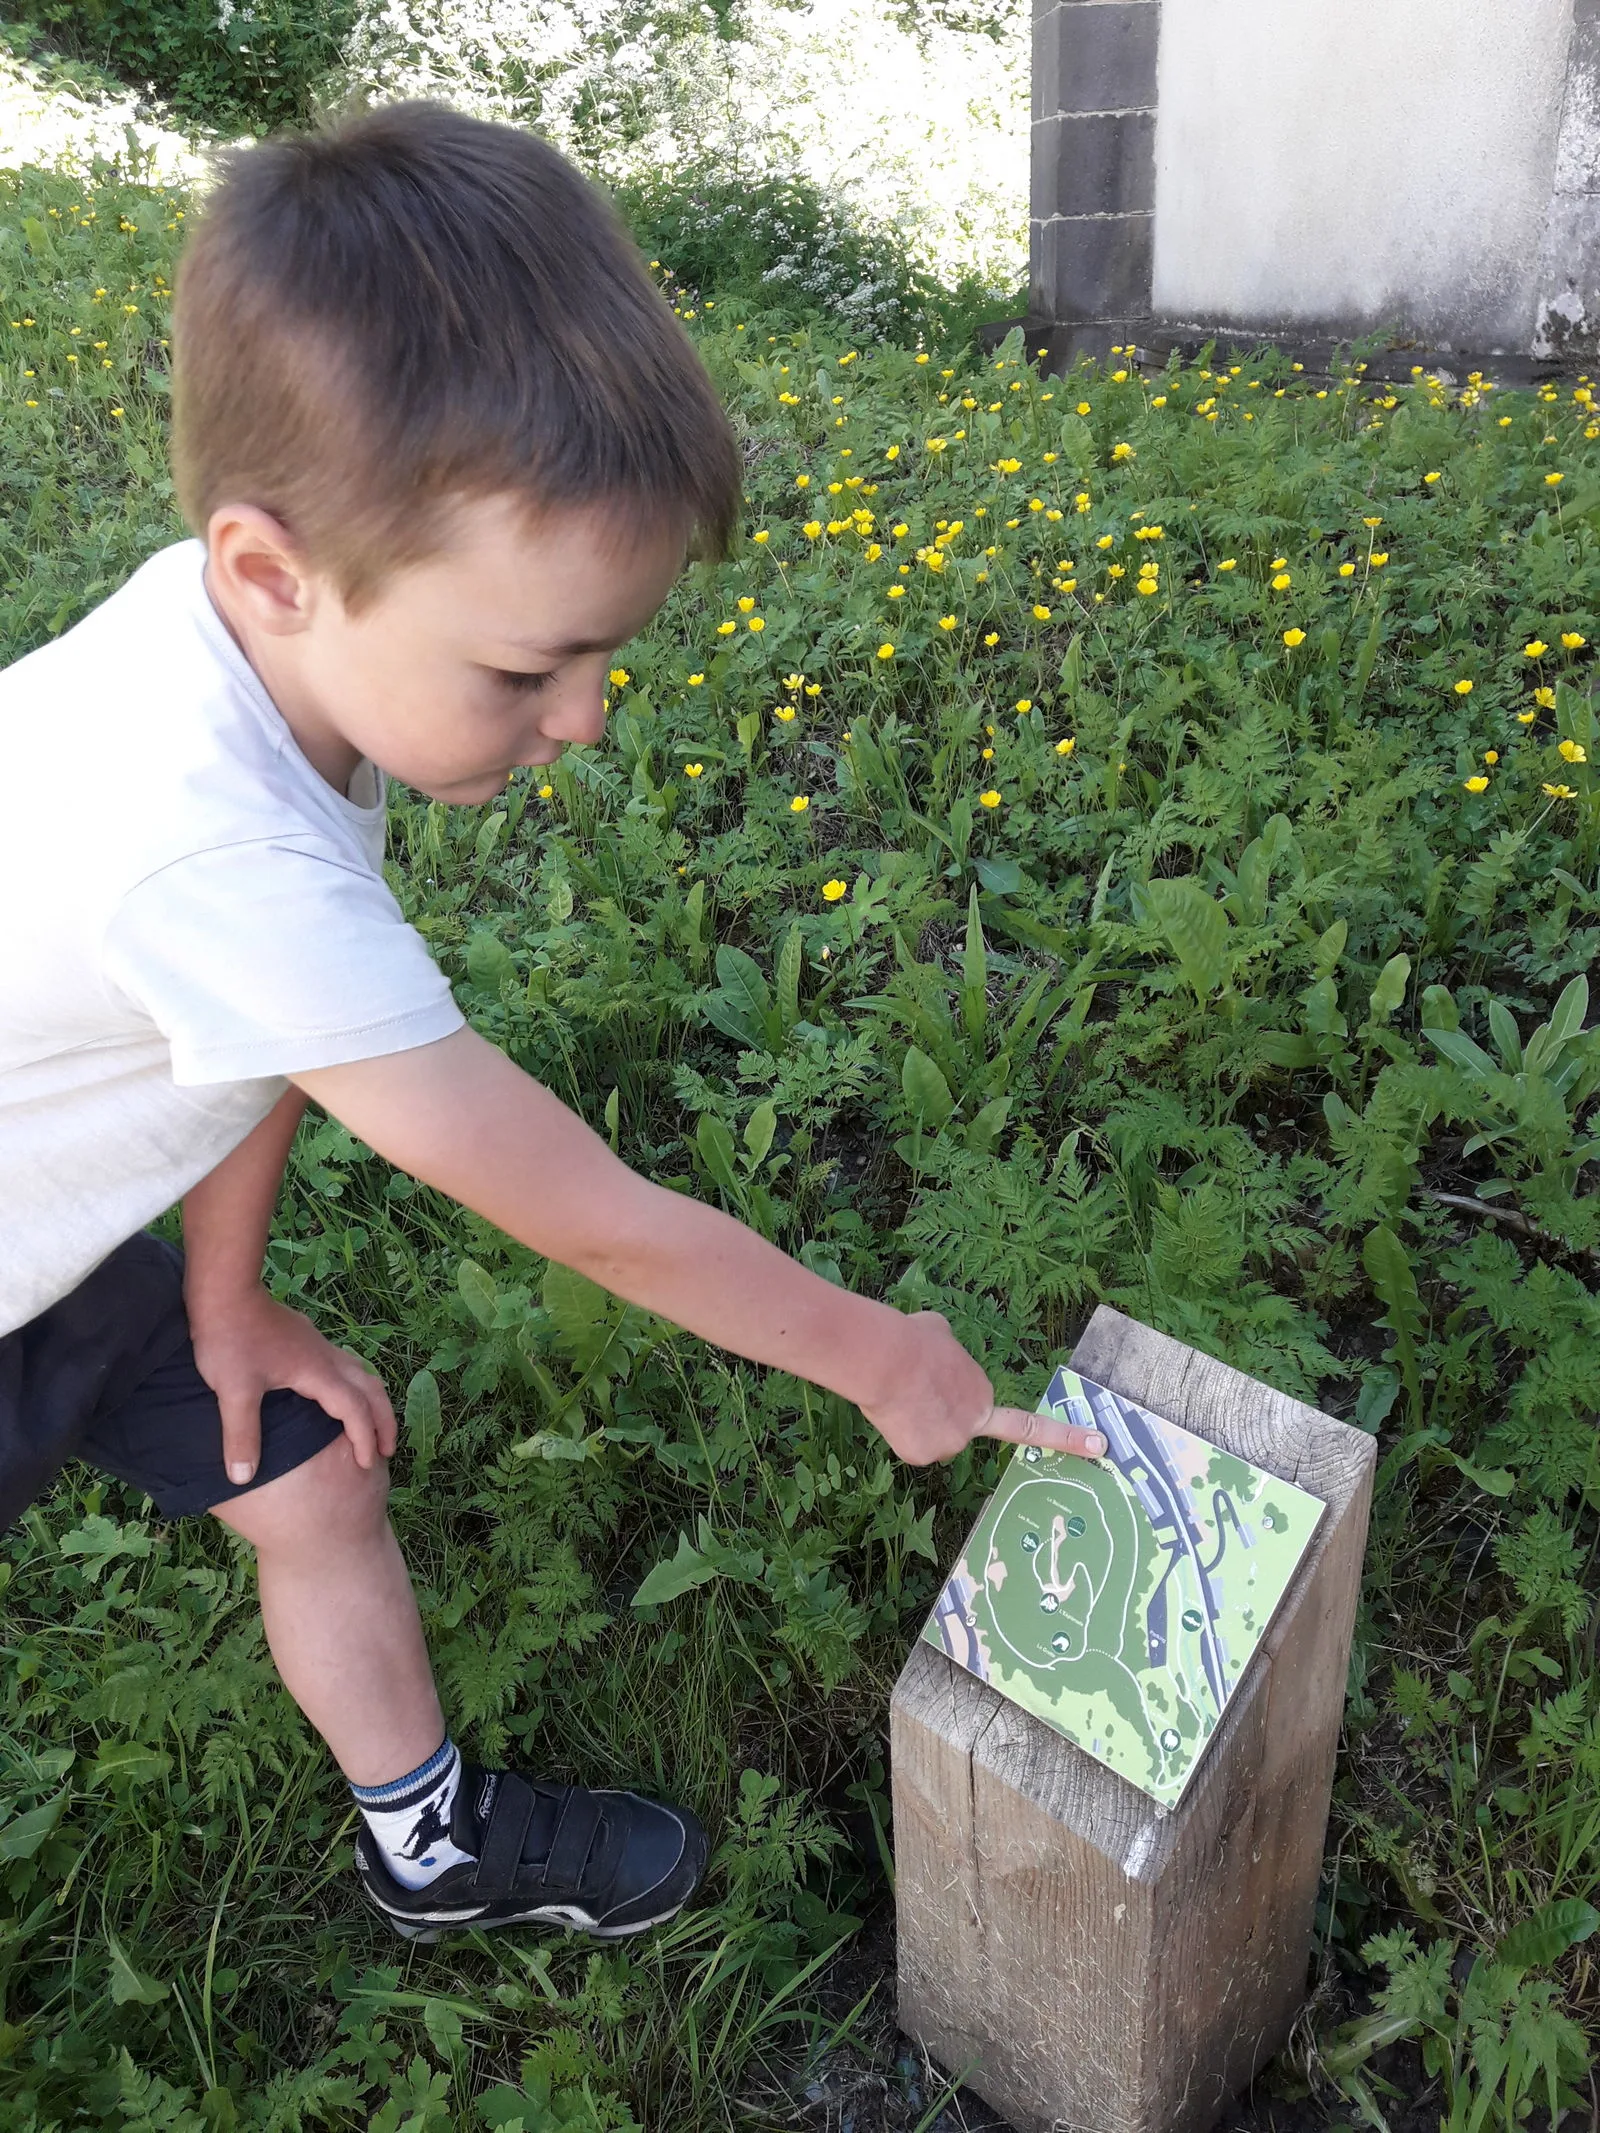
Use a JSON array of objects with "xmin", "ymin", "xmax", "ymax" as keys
[{"xmin": 497, "ymin": 669, "xmax": 554, "ymax": 694}]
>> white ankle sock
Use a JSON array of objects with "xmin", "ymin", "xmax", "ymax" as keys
[{"xmin": 350, "ymin": 1738, "xmax": 477, "ymax": 1890}]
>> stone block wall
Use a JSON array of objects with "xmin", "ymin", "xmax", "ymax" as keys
[{"xmin": 1029, "ymin": 0, "xmax": 1600, "ymax": 370}]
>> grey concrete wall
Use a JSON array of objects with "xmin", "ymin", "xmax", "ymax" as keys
[{"xmin": 1029, "ymin": 0, "xmax": 1600, "ymax": 367}]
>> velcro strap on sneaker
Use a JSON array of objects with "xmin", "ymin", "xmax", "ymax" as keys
[
  {"xmin": 541, "ymin": 1786, "xmax": 606, "ymax": 1893},
  {"xmin": 471, "ymin": 1771, "xmax": 538, "ymax": 1897}
]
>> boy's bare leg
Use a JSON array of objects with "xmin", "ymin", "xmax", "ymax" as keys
[{"xmin": 210, "ymin": 1434, "xmax": 445, "ymax": 1787}]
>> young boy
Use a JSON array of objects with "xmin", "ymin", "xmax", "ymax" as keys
[{"xmin": 0, "ymin": 101, "xmax": 1105, "ymax": 1945}]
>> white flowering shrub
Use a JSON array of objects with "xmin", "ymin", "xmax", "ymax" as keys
[{"xmin": 328, "ymin": 0, "xmax": 1028, "ymax": 324}]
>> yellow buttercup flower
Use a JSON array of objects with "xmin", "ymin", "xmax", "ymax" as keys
[
  {"xmin": 803, "ymin": 520, "xmax": 823, "ymax": 538},
  {"xmin": 1524, "ymin": 640, "xmax": 1549, "ymax": 658},
  {"xmin": 1424, "ymin": 471, "xmax": 1441, "ymax": 485},
  {"xmin": 775, "ymin": 706, "xmax": 796, "ymax": 722},
  {"xmin": 1338, "ymin": 562, "xmax": 1356, "ymax": 577},
  {"xmin": 939, "ymin": 615, "xmax": 957, "ymax": 631},
  {"xmin": 822, "ymin": 879, "xmax": 847, "ymax": 902},
  {"xmin": 979, "ymin": 789, "xmax": 1001, "ymax": 808},
  {"xmin": 1484, "ymin": 751, "xmax": 1499, "ymax": 765},
  {"xmin": 1076, "ymin": 400, "xmax": 1091, "ymax": 415},
  {"xmin": 748, "ymin": 617, "xmax": 765, "ymax": 631},
  {"xmin": 1056, "ymin": 736, "xmax": 1076, "ymax": 755},
  {"xmin": 1559, "ymin": 738, "xmax": 1587, "ymax": 763},
  {"xmin": 1562, "ymin": 631, "xmax": 1587, "ymax": 649},
  {"xmin": 1015, "ymin": 698, "xmax": 1033, "ymax": 713},
  {"xmin": 1111, "ymin": 442, "xmax": 1134, "ymax": 461},
  {"xmin": 789, "ymin": 794, "xmax": 809, "ymax": 812},
  {"xmin": 887, "ymin": 584, "xmax": 905, "ymax": 599},
  {"xmin": 983, "ymin": 631, "xmax": 999, "ymax": 647},
  {"xmin": 1218, "ymin": 559, "xmax": 1236, "ymax": 571},
  {"xmin": 885, "ymin": 444, "xmax": 900, "ymax": 460},
  {"xmin": 1370, "ymin": 553, "xmax": 1389, "ymax": 568},
  {"xmin": 538, "ymin": 783, "xmax": 554, "ymax": 798},
  {"xmin": 1546, "ymin": 471, "xmax": 1565, "ymax": 485},
  {"xmin": 877, "ymin": 643, "xmax": 895, "ymax": 659},
  {"xmin": 1283, "ymin": 628, "xmax": 1306, "ymax": 648},
  {"xmin": 609, "ymin": 667, "xmax": 630, "ymax": 685},
  {"xmin": 1543, "ymin": 783, "xmax": 1578, "ymax": 799},
  {"xmin": 752, "ymin": 529, "xmax": 769, "ymax": 543},
  {"xmin": 1454, "ymin": 679, "xmax": 1473, "ymax": 695},
  {"xmin": 1272, "ymin": 572, "xmax": 1292, "ymax": 591},
  {"xmin": 1534, "ymin": 686, "xmax": 1557, "ymax": 708},
  {"xmin": 1463, "ymin": 776, "xmax": 1489, "ymax": 793},
  {"xmin": 736, "ymin": 597, "xmax": 754, "ymax": 614},
  {"xmin": 1033, "ymin": 604, "xmax": 1052, "ymax": 621}
]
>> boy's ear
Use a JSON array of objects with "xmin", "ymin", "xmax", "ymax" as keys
[{"xmin": 205, "ymin": 503, "xmax": 322, "ymax": 635}]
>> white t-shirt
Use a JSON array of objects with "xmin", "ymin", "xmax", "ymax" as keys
[{"xmin": 0, "ymin": 539, "xmax": 466, "ymax": 1336}]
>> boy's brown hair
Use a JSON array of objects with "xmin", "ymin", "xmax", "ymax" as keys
[{"xmin": 171, "ymin": 101, "xmax": 743, "ymax": 610}]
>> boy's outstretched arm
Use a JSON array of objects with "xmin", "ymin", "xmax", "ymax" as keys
[
  {"xmin": 292, "ymin": 1028, "xmax": 1106, "ymax": 1467},
  {"xmin": 182, "ymin": 1087, "xmax": 397, "ymax": 1482}
]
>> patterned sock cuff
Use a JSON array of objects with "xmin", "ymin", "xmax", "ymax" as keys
[{"xmin": 349, "ymin": 1737, "xmax": 455, "ymax": 1809}]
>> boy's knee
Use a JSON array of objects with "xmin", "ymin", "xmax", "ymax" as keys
[{"xmin": 214, "ymin": 1430, "xmax": 390, "ymax": 1551}]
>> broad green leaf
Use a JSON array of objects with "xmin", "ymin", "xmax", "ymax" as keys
[
  {"xmin": 107, "ymin": 1934, "xmax": 167, "ymax": 2007},
  {"xmin": 0, "ymin": 1791, "xmax": 66, "ymax": 1862},
  {"xmin": 1362, "ymin": 1224, "xmax": 1424, "ymax": 1425},
  {"xmin": 457, "ymin": 1258, "xmax": 499, "ymax": 1328},
  {"xmin": 1421, "ymin": 983, "xmax": 1458, "ymax": 1031},
  {"xmin": 1494, "ymin": 1898, "xmax": 1600, "ymax": 1972},
  {"xmin": 604, "ymin": 1085, "xmax": 620, "ymax": 1150},
  {"xmin": 632, "ymin": 1532, "xmax": 720, "ymax": 1609},
  {"xmin": 92, "ymin": 1743, "xmax": 172, "ymax": 1789},
  {"xmin": 1424, "ymin": 1027, "xmax": 1500, "ymax": 1082},
  {"xmin": 1443, "ymin": 1450, "xmax": 1515, "ymax": 1497},
  {"xmin": 1312, "ymin": 918, "xmax": 1348, "ymax": 979},
  {"xmin": 1546, "ymin": 972, "xmax": 1589, "ymax": 1046},
  {"xmin": 973, "ymin": 854, "xmax": 1023, "ymax": 896},
  {"xmin": 542, "ymin": 1261, "xmax": 612, "ymax": 1371},
  {"xmin": 713, "ymin": 945, "xmax": 773, "ymax": 1045},
  {"xmin": 465, "ymin": 930, "xmax": 513, "ymax": 990},
  {"xmin": 901, "ymin": 1046, "xmax": 954, "ymax": 1129},
  {"xmin": 963, "ymin": 1094, "xmax": 1011, "ymax": 1154},
  {"xmin": 961, "ymin": 886, "xmax": 987, "ymax": 1048},
  {"xmin": 743, "ymin": 1099, "xmax": 778, "ymax": 1167},
  {"xmin": 1261, "ymin": 1032, "xmax": 1317, "ymax": 1069},
  {"xmin": 1146, "ymin": 875, "xmax": 1230, "ymax": 1000},
  {"xmin": 696, "ymin": 1110, "xmax": 741, "ymax": 1197},
  {"xmin": 702, "ymin": 993, "xmax": 768, "ymax": 1048},
  {"xmin": 1303, "ymin": 976, "xmax": 1348, "ymax": 1039},
  {"xmin": 1486, "ymin": 998, "xmax": 1523, "ymax": 1072},
  {"xmin": 1367, "ymin": 954, "xmax": 1411, "ymax": 1025},
  {"xmin": 403, "ymin": 1370, "xmax": 440, "ymax": 1471},
  {"xmin": 776, "ymin": 924, "xmax": 803, "ymax": 1033}
]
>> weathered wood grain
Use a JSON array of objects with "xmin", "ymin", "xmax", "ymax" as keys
[{"xmin": 892, "ymin": 1306, "xmax": 1375, "ymax": 2133}]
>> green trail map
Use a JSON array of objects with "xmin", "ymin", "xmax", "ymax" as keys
[{"xmin": 922, "ymin": 1367, "xmax": 1325, "ymax": 1808}]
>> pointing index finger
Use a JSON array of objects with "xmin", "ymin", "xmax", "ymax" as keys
[{"xmin": 982, "ymin": 1404, "xmax": 1107, "ymax": 1460}]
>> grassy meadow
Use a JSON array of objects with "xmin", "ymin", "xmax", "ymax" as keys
[{"xmin": 2, "ymin": 156, "xmax": 1599, "ymax": 2132}]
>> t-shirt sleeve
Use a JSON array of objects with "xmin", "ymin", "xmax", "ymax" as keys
[{"xmin": 102, "ymin": 836, "xmax": 466, "ymax": 1086}]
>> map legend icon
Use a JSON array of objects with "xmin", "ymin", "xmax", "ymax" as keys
[{"xmin": 922, "ymin": 1365, "xmax": 1326, "ymax": 1807}]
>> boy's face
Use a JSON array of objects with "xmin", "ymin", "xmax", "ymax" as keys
[{"xmin": 209, "ymin": 492, "xmax": 690, "ymax": 805}]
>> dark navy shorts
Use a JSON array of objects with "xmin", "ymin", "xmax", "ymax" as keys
[{"xmin": 0, "ymin": 1231, "xmax": 344, "ymax": 1530}]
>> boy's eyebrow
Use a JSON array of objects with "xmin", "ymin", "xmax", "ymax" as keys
[{"xmin": 515, "ymin": 635, "xmax": 613, "ymax": 657}]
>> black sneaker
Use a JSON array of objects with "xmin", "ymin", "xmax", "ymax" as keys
[{"xmin": 355, "ymin": 1764, "xmax": 708, "ymax": 1943}]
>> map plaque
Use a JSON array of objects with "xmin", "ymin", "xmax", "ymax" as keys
[
  {"xmin": 921, "ymin": 1367, "xmax": 1325, "ymax": 1810},
  {"xmin": 891, "ymin": 1306, "xmax": 1375, "ymax": 2133}
]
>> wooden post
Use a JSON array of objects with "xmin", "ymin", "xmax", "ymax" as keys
[{"xmin": 891, "ymin": 1306, "xmax": 1375, "ymax": 2133}]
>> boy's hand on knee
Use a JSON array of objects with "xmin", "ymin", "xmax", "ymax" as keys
[
  {"xmin": 860, "ymin": 1312, "xmax": 1107, "ymax": 1468},
  {"xmin": 188, "ymin": 1289, "xmax": 396, "ymax": 1484}
]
